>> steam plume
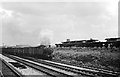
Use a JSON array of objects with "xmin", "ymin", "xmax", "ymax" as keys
[{"xmin": 39, "ymin": 29, "xmax": 53, "ymax": 46}]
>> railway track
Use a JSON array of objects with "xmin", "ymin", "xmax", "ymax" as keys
[
  {"xmin": 24, "ymin": 57, "xmax": 119, "ymax": 77},
  {"xmin": 5, "ymin": 55, "xmax": 83, "ymax": 77},
  {"xmin": 5, "ymin": 55, "xmax": 119, "ymax": 77},
  {"xmin": 76, "ymin": 65, "xmax": 119, "ymax": 75},
  {"xmin": 0, "ymin": 58, "xmax": 23, "ymax": 77}
]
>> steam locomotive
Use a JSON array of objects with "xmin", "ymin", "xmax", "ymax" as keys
[{"xmin": 2, "ymin": 45, "xmax": 53, "ymax": 60}]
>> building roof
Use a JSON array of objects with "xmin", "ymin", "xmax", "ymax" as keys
[
  {"xmin": 62, "ymin": 38, "xmax": 98, "ymax": 44},
  {"xmin": 105, "ymin": 38, "xmax": 120, "ymax": 40}
]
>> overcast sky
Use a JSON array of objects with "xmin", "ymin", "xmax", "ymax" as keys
[{"xmin": 0, "ymin": 0, "xmax": 118, "ymax": 46}]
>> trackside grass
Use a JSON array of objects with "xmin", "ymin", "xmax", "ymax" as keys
[{"xmin": 52, "ymin": 47, "xmax": 120, "ymax": 72}]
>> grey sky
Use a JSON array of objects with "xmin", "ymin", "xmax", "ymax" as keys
[{"xmin": 1, "ymin": 1, "xmax": 118, "ymax": 46}]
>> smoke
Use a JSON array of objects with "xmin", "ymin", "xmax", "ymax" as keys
[{"xmin": 39, "ymin": 29, "xmax": 53, "ymax": 46}]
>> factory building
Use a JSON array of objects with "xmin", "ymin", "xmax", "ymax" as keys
[
  {"xmin": 105, "ymin": 38, "xmax": 120, "ymax": 42},
  {"xmin": 55, "ymin": 38, "xmax": 99, "ymax": 47},
  {"xmin": 55, "ymin": 38, "xmax": 120, "ymax": 48}
]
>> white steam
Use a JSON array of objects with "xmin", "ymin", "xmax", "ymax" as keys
[{"xmin": 39, "ymin": 29, "xmax": 53, "ymax": 46}]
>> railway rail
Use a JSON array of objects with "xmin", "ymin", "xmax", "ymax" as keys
[
  {"xmin": 0, "ymin": 58, "xmax": 23, "ymax": 77},
  {"xmin": 5, "ymin": 54, "xmax": 83, "ymax": 77},
  {"xmin": 0, "ymin": 71, "xmax": 4, "ymax": 77},
  {"xmin": 23, "ymin": 57, "xmax": 119, "ymax": 77},
  {"xmin": 5, "ymin": 54, "xmax": 119, "ymax": 77},
  {"xmin": 76, "ymin": 65, "xmax": 119, "ymax": 75}
]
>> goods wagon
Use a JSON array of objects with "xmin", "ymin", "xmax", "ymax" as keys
[{"xmin": 2, "ymin": 45, "xmax": 53, "ymax": 60}]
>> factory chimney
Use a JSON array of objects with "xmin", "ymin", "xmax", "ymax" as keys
[{"xmin": 66, "ymin": 39, "xmax": 70, "ymax": 42}]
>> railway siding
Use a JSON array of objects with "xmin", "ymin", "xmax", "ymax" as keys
[{"xmin": 0, "ymin": 54, "xmax": 48, "ymax": 76}]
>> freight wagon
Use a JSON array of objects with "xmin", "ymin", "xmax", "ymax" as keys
[{"xmin": 2, "ymin": 45, "xmax": 53, "ymax": 60}]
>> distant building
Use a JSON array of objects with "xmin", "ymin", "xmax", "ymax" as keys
[
  {"xmin": 105, "ymin": 38, "xmax": 120, "ymax": 42},
  {"xmin": 55, "ymin": 38, "xmax": 99, "ymax": 47},
  {"xmin": 15, "ymin": 45, "xmax": 31, "ymax": 48}
]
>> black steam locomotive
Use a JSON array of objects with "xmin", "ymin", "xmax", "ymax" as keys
[{"xmin": 2, "ymin": 45, "xmax": 53, "ymax": 60}]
